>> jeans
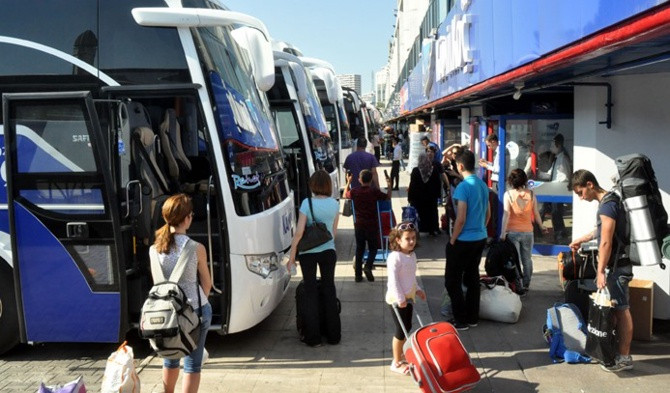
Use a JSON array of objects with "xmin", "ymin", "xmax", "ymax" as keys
[
  {"xmin": 164, "ymin": 302, "xmax": 212, "ymax": 373},
  {"xmin": 355, "ymin": 227, "xmax": 379, "ymax": 277},
  {"xmin": 607, "ymin": 263, "xmax": 633, "ymax": 311},
  {"xmin": 445, "ymin": 239, "xmax": 487, "ymax": 324},
  {"xmin": 507, "ymin": 231, "xmax": 534, "ymax": 288}
]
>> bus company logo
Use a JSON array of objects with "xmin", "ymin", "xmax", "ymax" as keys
[{"xmin": 232, "ymin": 173, "xmax": 262, "ymax": 190}]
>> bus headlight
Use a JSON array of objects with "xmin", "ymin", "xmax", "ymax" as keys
[{"xmin": 245, "ymin": 253, "xmax": 279, "ymax": 278}]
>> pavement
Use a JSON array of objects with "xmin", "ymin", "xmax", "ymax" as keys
[
  {"xmin": 135, "ymin": 161, "xmax": 670, "ymax": 393},
  {"xmin": 2, "ymin": 160, "xmax": 669, "ymax": 392}
]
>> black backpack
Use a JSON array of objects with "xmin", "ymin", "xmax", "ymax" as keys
[
  {"xmin": 485, "ymin": 239, "xmax": 524, "ymax": 293},
  {"xmin": 605, "ymin": 154, "xmax": 668, "ymax": 269}
]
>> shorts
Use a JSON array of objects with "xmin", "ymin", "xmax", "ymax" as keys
[
  {"xmin": 164, "ymin": 302, "xmax": 212, "ymax": 373},
  {"xmin": 606, "ymin": 264, "xmax": 633, "ymax": 311}
]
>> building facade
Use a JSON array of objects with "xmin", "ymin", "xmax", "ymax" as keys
[
  {"xmin": 336, "ymin": 74, "xmax": 362, "ymax": 95},
  {"xmin": 386, "ymin": 0, "xmax": 670, "ymax": 319}
]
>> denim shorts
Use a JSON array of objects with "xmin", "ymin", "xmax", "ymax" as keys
[
  {"xmin": 607, "ymin": 264, "xmax": 633, "ymax": 311},
  {"xmin": 164, "ymin": 302, "xmax": 212, "ymax": 373}
]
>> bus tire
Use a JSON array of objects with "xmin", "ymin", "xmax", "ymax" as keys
[{"xmin": 0, "ymin": 262, "xmax": 19, "ymax": 355}]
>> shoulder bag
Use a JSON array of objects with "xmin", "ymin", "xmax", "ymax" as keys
[{"xmin": 297, "ymin": 197, "xmax": 333, "ymax": 252}]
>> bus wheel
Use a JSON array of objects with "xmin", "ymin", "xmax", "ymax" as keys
[{"xmin": 0, "ymin": 263, "xmax": 19, "ymax": 355}]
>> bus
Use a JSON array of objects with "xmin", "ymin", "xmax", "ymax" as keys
[
  {"xmin": 0, "ymin": 0, "xmax": 295, "ymax": 355},
  {"xmin": 299, "ymin": 57, "xmax": 353, "ymax": 192},
  {"xmin": 266, "ymin": 50, "xmax": 338, "ymax": 207},
  {"xmin": 342, "ymin": 87, "xmax": 369, "ymax": 144}
]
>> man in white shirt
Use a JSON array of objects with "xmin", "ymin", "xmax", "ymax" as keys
[{"xmin": 478, "ymin": 133, "xmax": 509, "ymax": 193}]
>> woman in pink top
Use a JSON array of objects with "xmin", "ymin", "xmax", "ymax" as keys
[{"xmin": 500, "ymin": 169, "xmax": 548, "ymax": 290}]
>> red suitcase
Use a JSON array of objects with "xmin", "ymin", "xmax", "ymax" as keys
[{"xmin": 394, "ymin": 306, "xmax": 480, "ymax": 393}]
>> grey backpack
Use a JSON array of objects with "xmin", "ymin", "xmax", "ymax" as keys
[{"xmin": 140, "ymin": 239, "xmax": 201, "ymax": 359}]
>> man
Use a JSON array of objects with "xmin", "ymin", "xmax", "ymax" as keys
[
  {"xmin": 421, "ymin": 136, "xmax": 441, "ymax": 166},
  {"xmin": 478, "ymin": 133, "xmax": 509, "ymax": 193},
  {"xmin": 445, "ymin": 149, "xmax": 490, "ymax": 330},
  {"xmin": 344, "ymin": 169, "xmax": 392, "ymax": 282},
  {"xmin": 545, "ymin": 133, "xmax": 572, "ymax": 241},
  {"xmin": 344, "ymin": 137, "xmax": 380, "ymax": 189},
  {"xmin": 569, "ymin": 169, "xmax": 634, "ymax": 372},
  {"xmin": 390, "ymin": 138, "xmax": 402, "ymax": 190}
]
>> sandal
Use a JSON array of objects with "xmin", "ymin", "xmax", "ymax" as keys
[{"xmin": 390, "ymin": 361, "xmax": 410, "ymax": 375}]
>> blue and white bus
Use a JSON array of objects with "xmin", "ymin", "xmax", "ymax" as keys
[
  {"xmin": 0, "ymin": 0, "xmax": 295, "ymax": 355},
  {"xmin": 267, "ymin": 50, "xmax": 338, "ymax": 206},
  {"xmin": 299, "ymin": 57, "xmax": 353, "ymax": 192}
]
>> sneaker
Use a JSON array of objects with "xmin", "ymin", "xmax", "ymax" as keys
[
  {"xmin": 601, "ymin": 355, "xmax": 633, "ymax": 372},
  {"xmin": 389, "ymin": 361, "xmax": 410, "ymax": 375},
  {"xmin": 453, "ymin": 322, "xmax": 469, "ymax": 331},
  {"xmin": 363, "ymin": 268, "xmax": 375, "ymax": 282},
  {"xmin": 468, "ymin": 322, "xmax": 478, "ymax": 328},
  {"xmin": 355, "ymin": 276, "xmax": 364, "ymax": 282}
]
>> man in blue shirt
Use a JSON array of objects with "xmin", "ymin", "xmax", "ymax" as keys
[
  {"xmin": 445, "ymin": 149, "xmax": 490, "ymax": 331},
  {"xmin": 569, "ymin": 169, "xmax": 634, "ymax": 373}
]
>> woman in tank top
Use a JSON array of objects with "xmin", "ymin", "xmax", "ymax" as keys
[
  {"xmin": 500, "ymin": 169, "xmax": 548, "ymax": 291},
  {"xmin": 150, "ymin": 193, "xmax": 212, "ymax": 393}
]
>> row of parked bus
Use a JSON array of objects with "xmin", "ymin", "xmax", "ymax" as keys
[{"xmin": 0, "ymin": 0, "xmax": 380, "ymax": 355}]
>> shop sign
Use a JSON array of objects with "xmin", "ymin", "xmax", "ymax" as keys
[{"xmin": 436, "ymin": 13, "xmax": 473, "ymax": 81}]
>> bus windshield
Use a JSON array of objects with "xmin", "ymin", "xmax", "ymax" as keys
[
  {"xmin": 192, "ymin": 25, "xmax": 289, "ymax": 216},
  {"xmin": 302, "ymin": 74, "xmax": 335, "ymax": 172}
]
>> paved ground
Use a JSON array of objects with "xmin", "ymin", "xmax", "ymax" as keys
[{"xmin": 1, "ymin": 161, "xmax": 669, "ymax": 392}]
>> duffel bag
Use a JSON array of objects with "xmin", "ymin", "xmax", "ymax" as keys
[{"xmin": 479, "ymin": 276, "xmax": 522, "ymax": 323}]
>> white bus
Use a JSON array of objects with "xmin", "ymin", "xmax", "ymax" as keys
[
  {"xmin": 0, "ymin": 0, "xmax": 294, "ymax": 354},
  {"xmin": 299, "ymin": 57, "xmax": 353, "ymax": 192},
  {"xmin": 267, "ymin": 50, "xmax": 338, "ymax": 206}
]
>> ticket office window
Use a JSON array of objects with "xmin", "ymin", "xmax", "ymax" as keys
[{"xmin": 502, "ymin": 118, "xmax": 574, "ymax": 250}]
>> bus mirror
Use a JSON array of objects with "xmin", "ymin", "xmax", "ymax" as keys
[
  {"xmin": 231, "ymin": 27, "xmax": 275, "ymax": 92},
  {"xmin": 132, "ymin": 8, "xmax": 274, "ymax": 92},
  {"xmin": 288, "ymin": 62, "xmax": 308, "ymax": 103},
  {"xmin": 132, "ymin": 8, "xmax": 270, "ymax": 40}
]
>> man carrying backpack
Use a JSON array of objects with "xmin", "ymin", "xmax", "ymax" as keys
[{"xmin": 569, "ymin": 169, "xmax": 634, "ymax": 372}]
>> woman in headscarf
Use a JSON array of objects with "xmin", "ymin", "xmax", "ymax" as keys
[{"xmin": 408, "ymin": 152, "xmax": 442, "ymax": 236}]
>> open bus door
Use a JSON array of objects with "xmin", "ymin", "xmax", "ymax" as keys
[{"xmin": 2, "ymin": 92, "xmax": 126, "ymax": 343}]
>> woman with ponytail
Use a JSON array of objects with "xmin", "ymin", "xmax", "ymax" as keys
[{"xmin": 150, "ymin": 194, "xmax": 212, "ymax": 393}]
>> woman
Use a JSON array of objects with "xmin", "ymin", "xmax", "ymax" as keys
[
  {"xmin": 150, "ymin": 193, "xmax": 212, "ymax": 393},
  {"xmin": 500, "ymin": 169, "xmax": 548, "ymax": 290},
  {"xmin": 408, "ymin": 152, "xmax": 442, "ymax": 236},
  {"xmin": 287, "ymin": 170, "xmax": 341, "ymax": 346}
]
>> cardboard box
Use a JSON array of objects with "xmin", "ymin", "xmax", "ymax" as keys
[{"xmin": 629, "ymin": 279, "xmax": 654, "ymax": 341}]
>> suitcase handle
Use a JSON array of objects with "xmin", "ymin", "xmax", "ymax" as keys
[
  {"xmin": 391, "ymin": 302, "xmax": 424, "ymax": 340},
  {"xmin": 407, "ymin": 363, "xmax": 423, "ymax": 388}
]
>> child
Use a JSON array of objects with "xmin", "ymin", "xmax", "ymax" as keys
[
  {"xmin": 344, "ymin": 169, "xmax": 392, "ymax": 282},
  {"xmin": 385, "ymin": 221, "xmax": 426, "ymax": 375}
]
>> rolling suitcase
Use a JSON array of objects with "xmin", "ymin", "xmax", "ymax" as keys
[
  {"xmin": 296, "ymin": 279, "xmax": 341, "ymax": 344},
  {"xmin": 393, "ymin": 304, "xmax": 480, "ymax": 393}
]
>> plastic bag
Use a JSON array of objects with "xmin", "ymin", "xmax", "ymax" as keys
[
  {"xmin": 101, "ymin": 341, "xmax": 141, "ymax": 393},
  {"xmin": 37, "ymin": 376, "xmax": 86, "ymax": 393},
  {"xmin": 585, "ymin": 288, "xmax": 617, "ymax": 365}
]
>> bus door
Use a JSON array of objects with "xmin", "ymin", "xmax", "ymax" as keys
[{"xmin": 2, "ymin": 92, "xmax": 125, "ymax": 343}]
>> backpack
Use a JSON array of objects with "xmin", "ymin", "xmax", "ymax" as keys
[
  {"xmin": 543, "ymin": 303, "xmax": 591, "ymax": 364},
  {"xmin": 484, "ymin": 239, "xmax": 524, "ymax": 293},
  {"xmin": 605, "ymin": 154, "xmax": 668, "ymax": 269},
  {"xmin": 140, "ymin": 239, "xmax": 201, "ymax": 359}
]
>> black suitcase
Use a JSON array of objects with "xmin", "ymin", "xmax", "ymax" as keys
[
  {"xmin": 564, "ymin": 279, "xmax": 597, "ymax": 321},
  {"xmin": 295, "ymin": 279, "xmax": 341, "ymax": 345}
]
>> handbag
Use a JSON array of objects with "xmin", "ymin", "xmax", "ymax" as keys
[
  {"xmin": 479, "ymin": 275, "xmax": 522, "ymax": 323},
  {"xmin": 585, "ymin": 288, "xmax": 617, "ymax": 365},
  {"xmin": 342, "ymin": 198, "xmax": 353, "ymax": 217},
  {"xmin": 297, "ymin": 197, "xmax": 333, "ymax": 252}
]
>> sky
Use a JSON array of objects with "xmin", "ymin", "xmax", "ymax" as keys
[{"xmin": 227, "ymin": 0, "xmax": 396, "ymax": 94}]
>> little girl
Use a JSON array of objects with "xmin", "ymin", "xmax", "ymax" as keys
[{"xmin": 385, "ymin": 221, "xmax": 426, "ymax": 375}]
